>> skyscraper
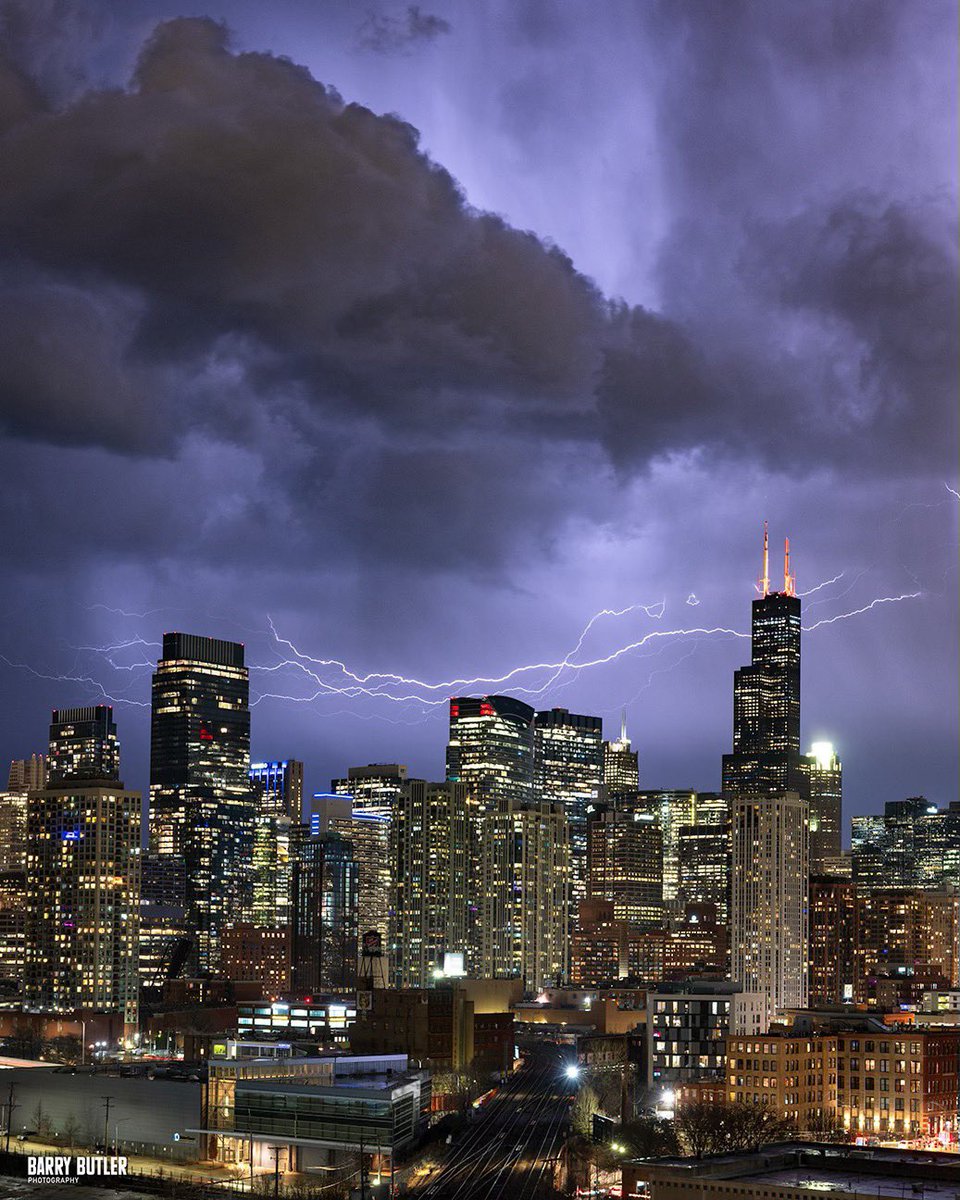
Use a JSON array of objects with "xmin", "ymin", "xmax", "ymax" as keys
[
  {"xmin": 722, "ymin": 527, "xmax": 805, "ymax": 802},
  {"xmin": 730, "ymin": 791, "xmax": 808, "ymax": 1015},
  {"xmin": 24, "ymin": 710, "xmax": 140, "ymax": 1028},
  {"xmin": 808, "ymin": 874, "xmax": 856, "ymax": 1005},
  {"xmin": 250, "ymin": 760, "xmax": 304, "ymax": 822},
  {"xmin": 633, "ymin": 790, "xmax": 697, "ymax": 904},
  {"xmin": 331, "ymin": 763, "xmax": 408, "ymax": 816},
  {"xmin": 149, "ymin": 632, "xmax": 255, "ymax": 975},
  {"xmin": 0, "ymin": 757, "xmax": 44, "ymax": 873},
  {"xmin": 587, "ymin": 807, "xmax": 663, "ymax": 930},
  {"xmin": 391, "ymin": 780, "xmax": 470, "ymax": 987},
  {"xmin": 535, "ymin": 707, "xmax": 603, "ymax": 907},
  {"xmin": 801, "ymin": 742, "xmax": 842, "ymax": 871},
  {"xmin": 603, "ymin": 713, "xmax": 639, "ymax": 802},
  {"xmin": 446, "ymin": 695, "xmax": 535, "ymax": 810},
  {"xmin": 479, "ymin": 799, "xmax": 569, "ymax": 990},
  {"xmin": 252, "ymin": 814, "xmax": 295, "ymax": 928},
  {"xmin": 291, "ymin": 832, "xmax": 358, "ymax": 993},
  {"xmin": 47, "ymin": 706, "xmax": 119, "ymax": 785}
]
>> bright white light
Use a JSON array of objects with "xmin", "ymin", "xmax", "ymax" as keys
[
  {"xmin": 809, "ymin": 741, "xmax": 835, "ymax": 770},
  {"xmin": 661, "ymin": 1089, "xmax": 675, "ymax": 1105},
  {"xmin": 565, "ymin": 1065, "xmax": 580, "ymax": 1080}
]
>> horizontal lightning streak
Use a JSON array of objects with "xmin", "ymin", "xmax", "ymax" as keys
[
  {"xmin": 802, "ymin": 592, "xmax": 922, "ymax": 632},
  {"xmin": 797, "ymin": 572, "xmax": 844, "ymax": 597}
]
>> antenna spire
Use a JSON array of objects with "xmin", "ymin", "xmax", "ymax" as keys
[
  {"xmin": 620, "ymin": 709, "xmax": 627, "ymax": 743},
  {"xmin": 784, "ymin": 537, "xmax": 796, "ymax": 597},
  {"xmin": 757, "ymin": 520, "xmax": 770, "ymax": 597}
]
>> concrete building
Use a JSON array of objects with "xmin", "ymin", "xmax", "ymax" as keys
[
  {"xmin": 731, "ymin": 790, "xmax": 808, "ymax": 1017},
  {"xmin": 198, "ymin": 1044, "xmax": 431, "ymax": 1182},
  {"xmin": 587, "ymin": 807, "xmax": 662, "ymax": 931},
  {"xmin": 479, "ymin": 799, "xmax": 569, "ymax": 990},
  {"xmin": 24, "ymin": 771, "xmax": 141, "ymax": 1030},
  {"xmin": 391, "ymin": 780, "xmax": 470, "ymax": 987},
  {"xmin": 808, "ymin": 874, "xmax": 856, "ymax": 1006},
  {"xmin": 220, "ymin": 924, "xmax": 291, "ymax": 996},
  {"xmin": 646, "ymin": 983, "xmax": 767, "ymax": 1092},
  {"xmin": 855, "ymin": 888, "xmax": 959, "ymax": 1002}
]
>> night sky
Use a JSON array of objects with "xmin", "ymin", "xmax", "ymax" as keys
[{"xmin": 0, "ymin": 0, "xmax": 956, "ymax": 827}]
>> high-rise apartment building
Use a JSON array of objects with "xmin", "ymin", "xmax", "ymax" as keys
[
  {"xmin": 808, "ymin": 874, "xmax": 856, "ymax": 1005},
  {"xmin": 291, "ymin": 833, "xmax": 358, "ymax": 994},
  {"xmin": 391, "ymin": 780, "xmax": 470, "ymax": 988},
  {"xmin": 327, "ymin": 809, "xmax": 391, "ymax": 957},
  {"xmin": 0, "ymin": 756, "xmax": 45, "ymax": 872},
  {"xmin": 139, "ymin": 851, "xmax": 189, "ymax": 995},
  {"xmin": 602, "ymin": 714, "xmax": 639, "ymax": 802},
  {"xmin": 801, "ymin": 742, "xmax": 842, "ymax": 871},
  {"xmin": 0, "ymin": 871, "xmax": 25, "ymax": 992},
  {"xmin": 722, "ymin": 528, "xmax": 805, "ymax": 802},
  {"xmin": 633, "ymin": 790, "xmax": 697, "ymax": 904},
  {"xmin": 250, "ymin": 760, "xmax": 304, "ymax": 822},
  {"xmin": 535, "ymin": 707, "xmax": 603, "ymax": 907},
  {"xmin": 854, "ymin": 888, "xmax": 959, "ymax": 1002},
  {"xmin": 677, "ymin": 819, "xmax": 731, "ymax": 925},
  {"xmin": 24, "ymin": 711, "xmax": 140, "ymax": 1028},
  {"xmin": 149, "ymin": 632, "xmax": 256, "ymax": 975},
  {"xmin": 587, "ymin": 807, "xmax": 663, "ymax": 930},
  {"xmin": 731, "ymin": 791, "xmax": 809, "ymax": 1015},
  {"xmin": 446, "ymin": 696, "xmax": 535, "ymax": 810},
  {"xmin": 47, "ymin": 706, "xmax": 119, "ymax": 785},
  {"xmin": 479, "ymin": 799, "xmax": 569, "ymax": 990}
]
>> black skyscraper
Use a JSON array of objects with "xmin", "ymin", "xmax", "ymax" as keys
[
  {"xmin": 722, "ymin": 528, "xmax": 806, "ymax": 801},
  {"xmin": 47, "ymin": 705, "xmax": 120, "ymax": 784},
  {"xmin": 149, "ymin": 632, "xmax": 255, "ymax": 975}
]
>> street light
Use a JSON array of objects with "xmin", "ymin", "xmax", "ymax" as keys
[{"xmin": 564, "ymin": 1065, "xmax": 580, "ymax": 1081}]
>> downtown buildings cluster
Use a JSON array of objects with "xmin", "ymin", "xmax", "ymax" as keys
[{"xmin": 0, "ymin": 532, "xmax": 959, "ymax": 1153}]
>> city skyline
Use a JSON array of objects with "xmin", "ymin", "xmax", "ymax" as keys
[{"xmin": 0, "ymin": 1, "xmax": 956, "ymax": 826}]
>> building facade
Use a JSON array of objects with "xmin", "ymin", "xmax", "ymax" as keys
[
  {"xmin": 479, "ymin": 799, "xmax": 569, "ymax": 990},
  {"xmin": 47, "ymin": 706, "xmax": 120, "ymax": 785},
  {"xmin": 149, "ymin": 632, "xmax": 256, "ymax": 975},
  {"xmin": 391, "ymin": 780, "xmax": 469, "ymax": 987},
  {"xmin": 633, "ymin": 790, "xmax": 697, "ymax": 905},
  {"xmin": 731, "ymin": 791, "xmax": 809, "ymax": 1015},
  {"xmin": 808, "ymin": 874, "xmax": 857, "ymax": 1006},
  {"xmin": 292, "ymin": 833, "xmax": 358, "ymax": 994},
  {"xmin": 800, "ymin": 742, "xmax": 842, "ymax": 871},
  {"xmin": 587, "ymin": 807, "xmax": 663, "ymax": 931},
  {"xmin": 249, "ymin": 760, "xmax": 304, "ymax": 822},
  {"xmin": 534, "ymin": 707, "xmax": 603, "ymax": 908},
  {"xmin": 602, "ymin": 713, "xmax": 639, "ymax": 802}
]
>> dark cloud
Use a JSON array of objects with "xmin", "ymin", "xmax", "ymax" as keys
[
  {"xmin": 0, "ymin": 13, "xmax": 951, "ymax": 493},
  {"xmin": 356, "ymin": 5, "xmax": 451, "ymax": 56}
]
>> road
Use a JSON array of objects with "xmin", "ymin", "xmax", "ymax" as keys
[{"xmin": 412, "ymin": 1045, "xmax": 573, "ymax": 1200}]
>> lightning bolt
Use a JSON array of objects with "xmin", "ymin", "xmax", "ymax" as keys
[
  {"xmin": 802, "ymin": 592, "xmax": 922, "ymax": 632},
  {"xmin": 686, "ymin": 593, "xmax": 700, "ymax": 606},
  {"xmin": 0, "ymin": 654, "xmax": 150, "ymax": 706},
  {"xmin": 797, "ymin": 572, "xmax": 844, "ymax": 598},
  {"xmin": 946, "ymin": 483, "xmax": 960, "ymax": 500}
]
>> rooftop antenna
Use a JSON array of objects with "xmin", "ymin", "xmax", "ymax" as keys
[
  {"xmin": 757, "ymin": 521, "xmax": 770, "ymax": 597},
  {"xmin": 783, "ymin": 537, "xmax": 796, "ymax": 597},
  {"xmin": 620, "ymin": 709, "xmax": 627, "ymax": 743}
]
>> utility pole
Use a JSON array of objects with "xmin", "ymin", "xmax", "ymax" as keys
[
  {"xmin": 4, "ymin": 1080, "xmax": 17, "ymax": 1153},
  {"xmin": 269, "ymin": 1144, "xmax": 281, "ymax": 1200},
  {"xmin": 101, "ymin": 1096, "xmax": 113, "ymax": 1153}
]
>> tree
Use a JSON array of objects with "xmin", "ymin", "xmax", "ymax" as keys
[
  {"xmin": 805, "ymin": 1111, "xmax": 848, "ymax": 1143},
  {"xmin": 674, "ymin": 1100, "xmax": 797, "ymax": 1158},
  {"xmin": 571, "ymin": 1084, "xmax": 601, "ymax": 1137},
  {"xmin": 60, "ymin": 1112, "xmax": 82, "ymax": 1150},
  {"xmin": 619, "ymin": 1115, "xmax": 681, "ymax": 1159},
  {"xmin": 45, "ymin": 1035, "xmax": 83, "ymax": 1065}
]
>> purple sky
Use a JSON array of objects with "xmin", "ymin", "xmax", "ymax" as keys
[{"xmin": 0, "ymin": 1, "xmax": 956, "ymax": 827}]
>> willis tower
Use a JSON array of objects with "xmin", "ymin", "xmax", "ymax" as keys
[{"xmin": 722, "ymin": 525, "xmax": 806, "ymax": 801}]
